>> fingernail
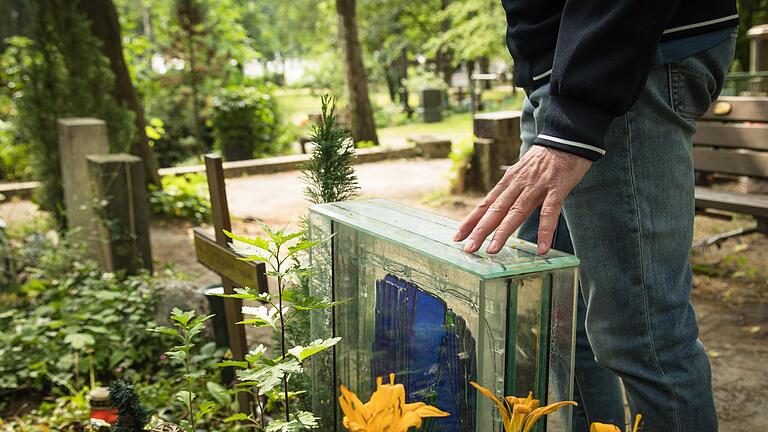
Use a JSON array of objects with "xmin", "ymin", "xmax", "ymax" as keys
[
  {"xmin": 488, "ymin": 240, "xmax": 499, "ymax": 253},
  {"xmin": 453, "ymin": 230, "xmax": 462, "ymax": 242},
  {"xmin": 464, "ymin": 239, "xmax": 475, "ymax": 252},
  {"xmin": 537, "ymin": 244, "xmax": 547, "ymax": 255}
]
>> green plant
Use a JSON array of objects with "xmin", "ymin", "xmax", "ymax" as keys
[
  {"xmin": 110, "ymin": 379, "xmax": 149, "ymax": 432},
  {"xmin": 301, "ymin": 95, "xmax": 359, "ymax": 204},
  {"xmin": 212, "ymin": 87, "xmax": 279, "ymax": 161},
  {"xmin": 0, "ymin": 118, "xmax": 30, "ymax": 182},
  {"xmin": 0, "ymin": 219, "xmax": 13, "ymax": 288},
  {"xmin": 148, "ymin": 309, "xmax": 216, "ymax": 432},
  {"xmin": 448, "ymin": 135, "xmax": 475, "ymax": 193},
  {"xmin": 149, "ymin": 173, "xmax": 211, "ymax": 224},
  {"xmin": 0, "ymin": 233, "xmax": 164, "ymax": 403},
  {"xmin": 217, "ymin": 223, "xmax": 342, "ymax": 430},
  {"xmin": 0, "ymin": 381, "xmax": 97, "ymax": 432}
]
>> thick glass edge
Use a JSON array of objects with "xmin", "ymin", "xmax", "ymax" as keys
[{"xmin": 309, "ymin": 203, "xmax": 580, "ymax": 280}]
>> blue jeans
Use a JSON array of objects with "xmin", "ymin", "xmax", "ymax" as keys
[{"xmin": 517, "ymin": 34, "xmax": 736, "ymax": 432}]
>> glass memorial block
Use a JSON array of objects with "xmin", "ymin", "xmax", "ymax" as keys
[{"xmin": 308, "ymin": 199, "xmax": 579, "ymax": 431}]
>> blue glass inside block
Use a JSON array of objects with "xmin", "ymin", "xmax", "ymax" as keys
[{"xmin": 371, "ymin": 274, "xmax": 477, "ymax": 431}]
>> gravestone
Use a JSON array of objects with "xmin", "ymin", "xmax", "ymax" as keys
[
  {"xmin": 193, "ymin": 154, "xmax": 268, "ymax": 412},
  {"xmin": 308, "ymin": 199, "xmax": 578, "ymax": 431},
  {"xmin": 86, "ymin": 153, "xmax": 153, "ymax": 274},
  {"xmin": 419, "ymin": 89, "xmax": 443, "ymax": 123},
  {"xmin": 58, "ymin": 118, "xmax": 110, "ymax": 256},
  {"xmin": 465, "ymin": 111, "xmax": 522, "ymax": 192}
]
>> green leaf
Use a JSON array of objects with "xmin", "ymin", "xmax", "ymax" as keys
[
  {"xmin": 171, "ymin": 308, "xmax": 196, "ymax": 326},
  {"xmin": 245, "ymin": 344, "xmax": 268, "ymax": 364},
  {"xmin": 238, "ymin": 254, "xmax": 269, "ymax": 263},
  {"xmin": 240, "ymin": 305, "xmax": 283, "ymax": 328},
  {"xmin": 63, "ymin": 333, "xmax": 95, "ymax": 350},
  {"xmin": 183, "ymin": 371, "xmax": 206, "ymax": 380},
  {"xmin": 291, "ymin": 295, "xmax": 349, "ymax": 311},
  {"xmin": 224, "ymin": 413, "xmax": 250, "ymax": 423},
  {"xmin": 147, "ymin": 326, "xmax": 179, "ymax": 337},
  {"xmin": 176, "ymin": 390, "xmax": 196, "ymax": 405},
  {"xmin": 287, "ymin": 239, "xmax": 322, "ymax": 256},
  {"xmin": 224, "ymin": 230, "xmax": 271, "ymax": 252},
  {"xmin": 165, "ymin": 350, "xmax": 188, "ymax": 362},
  {"xmin": 195, "ymin": 401, "xmax": 216, "ymax": 422},
  {"xmin": 288, "ymin": 337, "xmax": 342, "ymax": 362},
  {"xmin": 190, "ymin": 313, "xmax": 215, "ymax": 328},
  {"xmin": 216, "ymin": 287, "xmax": 266, "ymax": 300},
  {"xmin": 207, "ymin": 381, "xmax": 232, "ymax": 407},
  {"xmin": 236, "ymin": 319, "xmax": 273, "ymax": 327},
  {"xmin": 217, "ymin": 360, "xmax": 248, "ymax": 368},
  {"xmin": 236, "ymin": 359, "xmax": 303, "ymax": 395},
  {"xmin": 265, "ymin": 411, "xmax": 320, "ymax": 431}
]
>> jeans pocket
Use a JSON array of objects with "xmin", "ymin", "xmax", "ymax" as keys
[{"xmin": 668, "ymin": 34, "xmax": 736, "ymax": 122}]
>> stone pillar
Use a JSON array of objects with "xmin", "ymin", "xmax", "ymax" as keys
[
  {"xmin": 465, "ymin": 111, "xmax": 522, "ymax": 192},
  {"xmin": 57, "ymin": 118, "xmax": 110, "ymax": 255},
  {"xmin": 87, "ymin": 154, "xmax": 153, "ymax": 275},
  {"xmin": 748, "ymin": 25, "xmax": 768, "ymax": 72},
  {"xmin": 748, "ymin": 25, "xmax": 768, "ymax": 96}
]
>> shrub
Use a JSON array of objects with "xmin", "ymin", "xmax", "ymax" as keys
[
  {"xmin": 149, "ymin": 173, "xmax": 211, "ymax": 224},
  {"xmin": 0, "ymin": 233, "xmax": 164, "ymax": 403},
  {"xmin": 449, "ymin": 136, "xmax": 475, "ymax": 193},
  {"xmin": 404, "ymin": 66, "xmax": 448, "ymax": 94},
  {"xmin": 211, "ymin": 87, "xmax": 279, "ymax": 161}
]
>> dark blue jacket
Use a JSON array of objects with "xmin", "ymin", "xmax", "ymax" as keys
[{"xmin": 501, "ymin": 0, "xmax": 738, "ymax": 160}]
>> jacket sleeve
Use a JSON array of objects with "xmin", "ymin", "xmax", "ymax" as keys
[{"xmin": 533, "ymin": 1, "xmax": 681, "ymax": 161}]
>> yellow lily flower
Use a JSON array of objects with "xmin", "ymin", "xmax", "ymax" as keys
[
  {"xmin": 470, "ymin": 381, "xmax": 577, "ymax": 432},
  {"xmin": 590, "ymin": 414, "xmax": 643, "ymax": 432},
  {"xmin": 339, "ymin": 373, "xmax": 450, "ymax": 431}
]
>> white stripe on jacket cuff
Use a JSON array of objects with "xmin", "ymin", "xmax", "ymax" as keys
[{"xmin": 537, "ymin": 134, "xmax": 606, "ymax": 155}]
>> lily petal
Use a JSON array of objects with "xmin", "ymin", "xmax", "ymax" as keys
[
  {"xmin": 339, "ymin": 385, "xmax": 369, "ymax": 425},
  {"xmin": 590, "ymin": 423, "xmax": 622, "ymax": 432},
  {"xmin": 522, "ymin": 401, "xmax": 578, "ymax": 432},
  {"xmin": 412, "ymin": 404, "xmax": 450, "ymax": 418},
  {"xmin": 470, "ymin": 381, "xmax": 511, "ymax": 427}
]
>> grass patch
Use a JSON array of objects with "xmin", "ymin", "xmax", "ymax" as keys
[{"xmin": 275, "ymin": 88, "xmax": 324, "ymax": 118}]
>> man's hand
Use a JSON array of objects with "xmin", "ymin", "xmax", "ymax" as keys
[{"xmin": 454, "ymin": 145, "xmax": 592, "ymax": 255}]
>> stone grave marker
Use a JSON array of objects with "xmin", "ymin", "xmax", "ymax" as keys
[
  {"xmin": 465, "ymin": 111, "xmax": 523, "ymax": 192},
  {"xmin": 86, "ymin": 153, "xmax": 153, "ymax": 274},
  {"xmin": 193, "ymin": 154, "xmax": 268, "ymax": 412},
  {"xmin": 58, "ymin": 118, "xmax": 110, "ymax": 258}
]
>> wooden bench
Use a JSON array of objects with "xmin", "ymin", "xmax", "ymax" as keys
[{"xmin": 693, "ymin": 96, "xmax": 768, "ymax": 247}]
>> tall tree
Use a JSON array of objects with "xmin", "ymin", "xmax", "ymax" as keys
[
  {"xmin": 336, "ymin": 0, "xmax": 379, "ymax": 144},
  {"xmin": 77, "ymin": 0, "xmax": 161, "ymax": 185},
  {"xmin": 18, "ymin": 0, "xmax": 135, "ymax": 225}
]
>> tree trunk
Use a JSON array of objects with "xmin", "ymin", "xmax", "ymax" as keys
[
  {"xmin": 398, "ymin": 48, "xmax": 412, "ymax": 116},
  {"xmin": 77, "ymin": 0, "xmax": 161, "ymax": 185},
  {"xmin": 335, "ymin": 0, "xmax": 379, "ymax": 144}
]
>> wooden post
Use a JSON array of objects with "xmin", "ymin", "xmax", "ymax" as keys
[
  {"xmin": 86, "ymin": 153, "xmax": 153, "ymax": 274},
  {"xmin": 197, "ymin": 154, "xmax": 267, "ymax": 413}
]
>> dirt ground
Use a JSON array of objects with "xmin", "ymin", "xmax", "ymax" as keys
[{"xmin": 1, "ymin": 157, "xmax": 766, "ymax": 431}]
